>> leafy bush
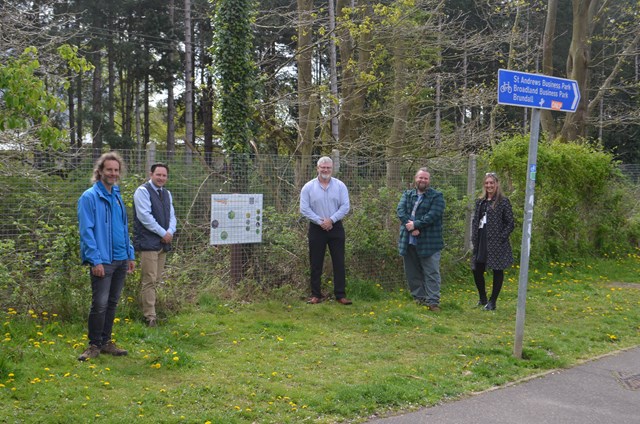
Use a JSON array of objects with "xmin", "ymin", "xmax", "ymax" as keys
[{"xmin": 489, "ymin": 136, "xmax": 640, "ymax": 260}]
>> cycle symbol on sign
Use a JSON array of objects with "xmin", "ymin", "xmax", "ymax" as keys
[{"xmin": 500, "ymin": 81, "xmax": 512, "ymax": 94}]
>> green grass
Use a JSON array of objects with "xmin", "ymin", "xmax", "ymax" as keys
[{"xmin": 2, "ymin": 255, "xmax": 640, "ymax": 423}]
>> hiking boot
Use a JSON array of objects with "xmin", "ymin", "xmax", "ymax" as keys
[
  {"xmin": 78, "ymin": 344, "xmax": 101, "ymax": 361},
  {"xmin": 100, "ymin": 341, "xmax": 128, "ymax": 356},
  {"xmin": 428, "ymin": 304, "xmax": 441, "ymax": 312}
]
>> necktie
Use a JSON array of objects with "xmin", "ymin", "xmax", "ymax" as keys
[{"xmin": 157, "ymin": 188, "xmax": 163, "ymax": 200}]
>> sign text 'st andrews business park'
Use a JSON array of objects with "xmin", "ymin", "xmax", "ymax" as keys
[{"xmin": 497, "ymin": 69, "xmax": 580, "ymax": 113}]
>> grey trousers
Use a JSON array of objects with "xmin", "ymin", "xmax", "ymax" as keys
[{"xmin": 403, "ymin": 246, "xmax": 441, "ymax": 305}]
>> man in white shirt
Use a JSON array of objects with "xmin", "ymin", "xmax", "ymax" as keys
[
  {"xmin": 133, "ymin": 163, "xmax": 177, "ymax": 327},
  {"xmin": 300, "ymin": 157, "xmax": 352, "ymax": 305}
]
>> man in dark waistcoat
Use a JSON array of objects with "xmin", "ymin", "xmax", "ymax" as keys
[{"xmin": 133, "ymin": 163, "xmax": 177, "ymax": 327}]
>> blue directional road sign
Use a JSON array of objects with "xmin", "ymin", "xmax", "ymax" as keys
[{"xmin": 497, "ymin": 69, "xmax": 580, "ymax": 113}]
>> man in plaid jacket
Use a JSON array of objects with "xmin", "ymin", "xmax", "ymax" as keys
[{"xmin": 396, "ymin": 168, "xmax": 445, "ymax": 311}]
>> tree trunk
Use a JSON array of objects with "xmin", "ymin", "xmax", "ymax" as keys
[
  {"xmin": 184, "ymin": 0, "xmax": 194, "ymax": 158},
  {"xmin": 144, "ymin": 74, "xmax": 150, "ymax": 147},
  {"xmin": 560, "ymin": 0, "xmax": 596, "ymax": 141},
  {"xmin": 202, "ymin": 43, "xmax": 214, "ymax": 166},
  {"xmin": 328, "ymin": 0, "xmax": 339, "ymax": 144},
  {"xmin": 76, "ymin": 73, "xmax": 83, "ymax": 151},
  {"xmin": 336, "ymin": 0, "xmax": 370, "ymax": 149},
  {"xmin": 67, "ymin": 67, "xmax": 76, "ymax": 148},
  {"xmin": 541, "ymin": 0, "xmax": 559, "ymax": 140},
  {"xmin": 91, "ymin": 48, "xmax": 103, "ymax": 155},
  {"xmin": 489, "ymin": 3, "xmax": 522, "ymax": 148},
  {"xmin": 294, "ymin": 0, "xmax": 315, "ymax": 190},
  {"xmin": 386, "ymin": 37, "xmax": 409, "ymax": 190},
  {"xmin": 167, "ymin": 0, "xmax": 176, "ymax": 158},
  {"xmin": 108, "ymin": 41, "xmax": 115, "ymax": 131}
]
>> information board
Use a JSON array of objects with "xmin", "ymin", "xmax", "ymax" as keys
[{"xmin": 210, "ymin": 194, "xmax": 263, "ymax": 245}]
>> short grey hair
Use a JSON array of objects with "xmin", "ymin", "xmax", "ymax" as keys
[{"xmin": 317, "ymin": 156, "xmax": 333, "ymax": 166}]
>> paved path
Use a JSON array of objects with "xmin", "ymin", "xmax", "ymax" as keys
[{"xmin": 368, "ymin": 346, "xmax": 640, "ymax": 424}]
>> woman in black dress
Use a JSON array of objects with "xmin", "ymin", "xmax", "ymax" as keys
[{"xmin": 471, "ymin": 172, "xmax": 515, "ymax": 311}]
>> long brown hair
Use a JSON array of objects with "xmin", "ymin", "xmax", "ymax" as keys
[{"xmin": 480, "ymin": 172, "xmax": 504, "ymax": 207}]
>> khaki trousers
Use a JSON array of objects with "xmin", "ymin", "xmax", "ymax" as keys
[{"xmin": 140, "ymin": 249, "xmax": 166, "ymax": 320}]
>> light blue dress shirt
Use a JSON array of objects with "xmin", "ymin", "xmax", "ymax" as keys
[
  {"xmin": 300, "ymin": 177, "xmax": 350, "ymax": 225},
  {"xmin": 133, "ymin": 181, "xmax": 177, "ymax": 237}
]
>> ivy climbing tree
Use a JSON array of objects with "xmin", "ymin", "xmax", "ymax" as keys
[
  {"xmin": 211, "ymin": 0, "xmax": 256, "ymax": 284},
  {"xmin": 212, "ymin": 0, "xmax": 255, "ymax": 191}
]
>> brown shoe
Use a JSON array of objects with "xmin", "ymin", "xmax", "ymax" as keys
[
  {"xmin": 307, "ymin": 296, "xmax": 323, "ymax": 304},
  {"xmin": 100, "ymin": 341, "xmax": 128, "ymax": 356},
  {"xmin": 78, "ymin": 344, "xmax": 101, "ymax": 361},
  {"xmin": 428, "ymin": 304, "xmax": 441, "ymax": 312},
  {"xmin": 336, "ymin": 297, "xmax": 353, "ymax": 305}
]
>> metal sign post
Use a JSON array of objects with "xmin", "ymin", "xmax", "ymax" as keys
[
  {"xmin": 513, "ymin": 109, "xmax": 540, "ymax": 359},
  {"xmin": 496, "ymin": 69, "xmax": 579, "ymax": 359}
]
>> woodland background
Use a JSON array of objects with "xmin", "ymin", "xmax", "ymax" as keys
[{"xmin": 1, "ymin": 0, "xmax": 640, "ymax": 316}]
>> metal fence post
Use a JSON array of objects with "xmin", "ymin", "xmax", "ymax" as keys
[
  {"xmin": 464, "ymin": 154, "xmax": 477, "ymax": 252},
  {"xmin": 146, "ymin": 142, "xmax": 156, "ymax": 172}
]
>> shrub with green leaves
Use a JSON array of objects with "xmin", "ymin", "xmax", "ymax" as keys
[{"xmin": 489, "ymin": 136, "xmax": 640, "ymax": 259}]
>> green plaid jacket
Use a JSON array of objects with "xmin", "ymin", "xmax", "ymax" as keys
[{"xmin": 396, "ymin": 188, "xmax": 445, "ymax": 257}]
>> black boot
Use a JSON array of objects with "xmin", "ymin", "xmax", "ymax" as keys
[{"xmin": 483, "ymin": 300, "xmax": 496, "ymax": 311}]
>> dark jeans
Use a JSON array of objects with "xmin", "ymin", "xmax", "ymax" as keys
[
  {"xmin": 88, "ymin": 260, "xmax": 128, "ymax": 346},
  {"xmin": 308, "ymin": 221, "xmax": 346, "ymax": 299}
]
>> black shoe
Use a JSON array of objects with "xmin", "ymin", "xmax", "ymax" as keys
[
  {"xmin": 483, "ymin": 301, "xmax": 496, "ymax": 311},
  {"xmin": 477, "ymin": 300, "xmax": 487, "ymax": 307}
]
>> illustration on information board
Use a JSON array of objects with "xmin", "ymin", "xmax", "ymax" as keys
[{"xmin": 210, "ymin": 194, "xmax": 263, "ymax": 245}]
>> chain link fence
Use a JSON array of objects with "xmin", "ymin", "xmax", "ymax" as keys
[{"xmin": 1, "ymin": 147, "xmax": 487, "ymax": 310}]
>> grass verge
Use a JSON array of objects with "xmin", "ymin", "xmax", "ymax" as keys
[{"xmin": 2, "ymin": 255, "xmax": 640, "ymax": 423}]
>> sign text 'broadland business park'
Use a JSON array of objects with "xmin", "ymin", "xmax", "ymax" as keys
[{"xmin": 497, "ymin": 69, "xmax": 580, "ymax": 113}]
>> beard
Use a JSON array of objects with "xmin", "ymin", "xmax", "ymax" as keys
[
  {"xmin": 416, "ymin": 181, "xmax": 428, "ymax": 191},
  {"xmin": 319, "ymin": 172, "xmax": 331, "ymax": 180}
]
